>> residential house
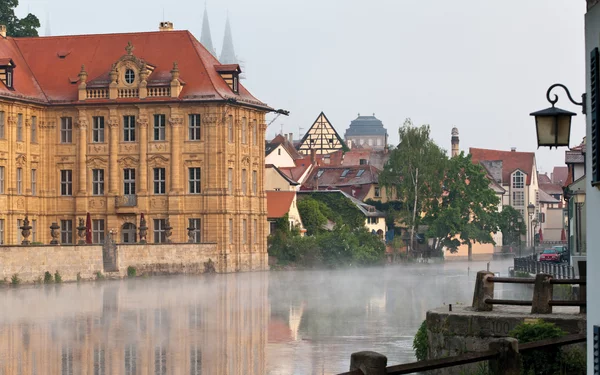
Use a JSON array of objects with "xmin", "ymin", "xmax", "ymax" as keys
[
  {"xmin": 565, "ymin": 139, "xmax": 586, "ymax": 182},
  {"xmin": 265, "ymin": 134, "xmax": 304, "ymax": 168},
  {"xmin": 265, "ymin": 165, "xmax": 299, "ymax": 192},
  {"xmin": 266, "ymin": 191, "xmax": 305, "ymax": 235},
  {"xmin": 301, "ymin": 165, "xmax": 388, "ymax": 202},
  {"xmin": 296, "ymin": 112, "xmax": 345, "ymax": 155},
  {"xmin": 563, "ymin": 138, "xmax": 587, "ymax": 261},
  {"xmin": 470, "ymin": 148, "xmax": 540, "ymax": 248},
  {"xmin": 551, "ymin": 166, "xmax": 568, "ymax": 186},
  {"xmin": 538, "ymin": 189, "xmax": 563, "ymax": 243}
]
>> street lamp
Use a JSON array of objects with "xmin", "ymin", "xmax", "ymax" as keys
[
  {"xmin": 516, "ymin": 216, "xmax": 523, "ymax": 257},
  {"xmin": 530, "ymin": 83, "xmax": 585, "ymax": 149},
  {"xmin": 574, "ymin": 189, "xmax": 586, "ymax": 255},
  {"xmin": 527, "ymin": 203, "xmax": 536, "ymax": 251}
]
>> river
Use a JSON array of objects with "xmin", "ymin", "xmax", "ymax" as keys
[{"xmin": 0, "ymin": 259, "xmax": 515, "ymax": 375}]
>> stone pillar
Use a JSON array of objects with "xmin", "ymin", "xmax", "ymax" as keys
[
  {"xmin": 137, "ymin": 114, "xmax": 148, "ymax": 194},
  {"xmin": 108, "ymin": 116, "xmax": 119, "ymax": 195},
  {"xmin": 472, "ymin": 271, "xmax": 495, "ymax": 311},
  {"xmin": 349, "ymin": 351, "xmax": 387, "ymax": 375},
  {"xmin": 168, "ymin": 115, "xmax": 183, "ymax": 193},
  {"xmin": 531, "ymin": 273, "xmax": 553, "ymax": 314},
  {"xmin": 76, "ymin": 111, "xmax": 88, "ymax": 194},
  {"xmin": 488, "ymin": 338, "xmax": 521, "ymax": 375}
]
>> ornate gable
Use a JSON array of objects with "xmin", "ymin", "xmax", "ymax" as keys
[{"xmin": 297, "ymin": 112, "xmax": 346, "ymax": 155}]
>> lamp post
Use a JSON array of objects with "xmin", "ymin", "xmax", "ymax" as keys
[
  {"xmin": 530, "ymin": 83, "xmax": 585, "ymax": 149},
  {"xmin": 516, "ymin": 216, "xmax": 523, "ymax": 258},
  {"xmin": 527, "ymin": 203, "xmax": 535, "ymax": 252},
  {"xmin": 574, "ymin": 189, "xmax": 586, "ymax": 255}
]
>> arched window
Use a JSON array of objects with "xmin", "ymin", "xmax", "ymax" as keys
[{"xmin": 512, "ymin": 171, "xmax": 524, "ymax": 189}]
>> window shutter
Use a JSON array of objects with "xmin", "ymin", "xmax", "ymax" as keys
[
  {"xmin": 591, "ymin": 48, "xmax": 600, "ymax": 186},
  {"xmin": 594, "ymin": 325, "xmax": 599, "ymax": 374}
]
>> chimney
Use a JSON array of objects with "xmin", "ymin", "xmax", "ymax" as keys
[
  {"xmin": 159, "ymin": 21, "xmax": 174, "ymax": 31},
  {"xmin": 310, "ymin": 149, "xmax": 316, "ymax": 165},
  {"xmin": 347, "ymin": 139, "xmax": 352, "ymax": 149},
  {"xmin": 0, "ymin": 25, "xmax": 6, "ymax": 38},
  {"xmin": 288, "ymin": 133, "xmax": 293, "ymax": 143},
  {"xmin": 511, "ymin": 147, "xmax": 517, "ymax": 152}
]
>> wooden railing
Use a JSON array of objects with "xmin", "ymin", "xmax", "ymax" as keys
[
  {"xmin": 514, "ymin": 254, "xmax": 575, "ymax": 278},
  {"xmin": 337, "ymin": 334, "xmax": 586, "ymax": 375}
]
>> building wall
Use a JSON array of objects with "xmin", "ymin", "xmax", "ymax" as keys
[
  {"xmin": 264, "ymin": 167, "xmax": 296, "ymax": 191},
  {"xmin": 541, "ymin": 205, "xmax": 563, "ymax": 242},
  {"xmin": 265, "ymin": 144, "xmax": 295, "ymax": 168},
  {"xmin": 585, "ymin": 3, "xmax": 599, "ymax": 371},
  {"xmin": 365, "ymin": 216, "xmax": 386, "ymax": 236},
  {"xmin": 0, "ymin": 101, "xmax": 268, "ymax": 272},
  {"xmin": 363, "ymin": 184, "xmax": 392, "ymax": 203},
  {"xmin": 345, "ymin": 135, "xmax": 386, "ymax": 150},
  {"xmin": 286, "ymin": 195, "xmax": 304, "ymax": 232},
  {"xmin": 445, "ymin": 241, "xmax": 494, "ymax": 260}
]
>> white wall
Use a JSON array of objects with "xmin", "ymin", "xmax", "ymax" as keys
[
  {"xmin": 585, "ymin": 5, "xmax": 599, "ymax": 373},
  {"xmin": 265, "ymin": 145, "xmax": 296, "ymax": 168}
]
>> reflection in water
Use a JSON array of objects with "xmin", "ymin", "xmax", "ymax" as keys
[{"xmin": 0, "ymin": 260, "xmax": 515, "ymax": 375}]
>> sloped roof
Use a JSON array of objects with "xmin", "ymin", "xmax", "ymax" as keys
[
  {"xmin": 266, "ymin": 191, "xmax": 297, "ymax": 219},
  {"xmin": 540, "ymin": 183, "xmax": 564, "ymax": 196},
  {"xmin": 538, "ymin": 189, "xmax": 560, "ymax": 204},
  {"xmin": 538, "ymin": 173, "xmax": 552, "ymax": 184},
  {"xmin": 1, "ymin": 30, "xmax": 267, "ymax": 107},
  {"xmin": 344, "ymin": 115, "xmax": 388, "ymax": 137},
  {"xmin": 278, "ymin": 156, "xmax": 313, "ymax": 182},
  {"xmin": 552, "ymin": 166, "xmax": 568, "ymax": 185},
  {"xmin": 265, "ymin": 165, "xmax": 299, "ymax": 186},
  {"xmin": 267, "ymin": 134, "xmax": 304, "ymax": 160},
  {"xmin": 302, "ymin": 165, "xmax": 380, "ymax": 190},
  {"xmin": 470, "ymin": 148, "xmax": 535, "ymax": 185}
]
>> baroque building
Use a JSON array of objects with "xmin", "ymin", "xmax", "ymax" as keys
[
  {"xmin": 0, "ymin": 24, "xmax": 274, "ymax": 272},
  {"xmin": 343, "ymin": 113, "xmax": 388, "ymax": 150}
]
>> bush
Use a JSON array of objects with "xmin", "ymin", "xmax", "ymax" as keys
[
  {"xmin": 43, "ymin": 271, "xmax": 53, "ymax": 284},
  {"xmin": 509, "ymin": 320, "xmax": 566, "ymax": 375},
  {"xmin": 96, "ymin": 271, "xmax": 105, "ymax": 280},
  {"xmin": 413, "ymin": 320, "xmax": 429, "ymax": 361},
  {"xmin": 10, "ymin": 273, "xmax": 20, "ymax": 286},
  {"xmin": 54, "ymin": 271, "xmax": 62, "ymax": 283},
  {"xmin": 127, "ymin": 266, "xmax": 137, "ymax": 278}
]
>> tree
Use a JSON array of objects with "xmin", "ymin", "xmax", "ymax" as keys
[
  {"xmin": 498, "ymin": 205, "xmax": 526, "ymax": 248},
  {"xmin": 297, "ymin": 198, "xmax": 328, "ymax": 236},
  {"xmin": 379, "ymin": 119, "xmax": 447, "ymax": 253},
  {"xmin": 424, "ymin": 153, "xmax": 501, "ymax": 261},
  {"xmin": 0, "ymin": 0, "xmax": 40, "ymax": 37}
]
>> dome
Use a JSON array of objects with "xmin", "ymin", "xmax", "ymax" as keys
[{"xmin": 344, "ymin": 114, "xmax": 388, "ymax": 137}]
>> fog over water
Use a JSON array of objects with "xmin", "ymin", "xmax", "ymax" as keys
[{"xmin": 0, "ymin": 259, "xmax": 516, "ymax": 374}]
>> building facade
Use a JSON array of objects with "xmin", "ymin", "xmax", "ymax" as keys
[
  {"xmin": 0, "ymin": 25, "xmax": 272, "ymax": 272},
  {"xmin": 344, "ymin": 114, "xmax": 388, "ymax": 150}
]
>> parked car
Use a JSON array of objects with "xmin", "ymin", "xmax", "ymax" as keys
[
  {"xmin": 553, "ymin": 245, "xmax": 570, "ymax": 263},
  {"xmin": 539, "ymin": 248, "xmax": 561, "ymax": 263}
]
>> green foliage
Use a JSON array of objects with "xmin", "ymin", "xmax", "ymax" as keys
[
  {"xmin": 498, "ymin": 205, "xmax": 527, "ymax": 246},
  {"xmin": 43, "ymin": 271, "xmax": 53, "ymax": 284},
  {"xmin": 559, "ymin": 347, "xmax": 586, "ymax": 375},
  {"xmin": 424, "ymin": 153, "xmax": 500, "ymax": 259},
  {"xmin": 127, "ymin": 266, "xmax": 137, "ymax": 278},
  {"xmin": 365, "ymin": 199, "xmax": 403, "ymax": 229},
  {"xmin": 54, "ymin": 270, "xmax": 62, "ymax": 283},
  {"xmin": 413, "ymin": 320, "xmax": 429, "ymax": 361},
  {"xmin": 0, "ymin": 0, "xmax": 40, "ymax": 37},
  {"xmin": 459, "ymin": 363, "xmax": 489, "ymax": 375},
  {"xmin": 509, "ymin": 320, "xmax": 566, "ymax": 375},
  {"xmin": 514, "ymin": 271, "xmax": 532, "ymax": 278},
  {"xmin": 307, "ymin": 193, "xmax": 364, "ymax": 229},
  {"xmin": 379, "ymin": 119, "xmax": 447, "ymax": 250},
  {"xmin": 297, "ymin": 198, "xmax": 328, "ymax": 235},
  {"xmin": 10, "ymin": 273, "xmax": 20, "ymax": 285},
  {"xmin": 96, "ymin": 271, "xmax": 105, "ymax": 280},
  {"xmin": 0, "ymin": 278, "xmax": 7, "ymax": 285}
]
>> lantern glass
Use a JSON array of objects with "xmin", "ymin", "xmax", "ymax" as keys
[
  {"xmin": 530, "ymin": 106, "xmax": 576, "ymax": 148},
  {"xmin": 574, "ymin": 192, "xmax": 586, "ymax": 204}
]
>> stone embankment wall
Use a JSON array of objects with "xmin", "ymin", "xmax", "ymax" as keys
[
  {"xmin": 426, "ymin": 305, "xmax": 586, "ymax": 374},
  {"xmin": 0, "ymin": 242, "xmax": 267, "ymax": 283}
]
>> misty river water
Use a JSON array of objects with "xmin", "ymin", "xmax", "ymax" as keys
[{"xmin": 0, "ymin": 259, "xmax": 517, "ymax": 375}]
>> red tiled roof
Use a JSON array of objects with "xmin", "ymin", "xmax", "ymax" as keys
[
  {"xmin": 470, "ymin": 148, "xmax": 535, "ymax": 185},
  {"xmin": 269, "ymin": 134, "xmax": 304, "ymax": 160},
  {"xmin": 302, "ymin": 165, "xmax": 380, "ymax": 194},
  {"xmin": 539, "ymin": 183, "xmax": 563, "ymax": 196},
  {"xmin": 552, "ymin": 166, "xmax": 568, "ymax": 185},
  {"xmin": 279, "ymin": 157, "xmax": 312, "ymax": 182},
  {"xmin": 1, "ymin": 31, "xmax": 267, "ymax": 107},
  {"xmin": 538, "ymin": 173, "xmax": 552, "ymax": 184},
  {"xmin": 266, "ymin": 191, "xmax": 296, "ymax": 219}
]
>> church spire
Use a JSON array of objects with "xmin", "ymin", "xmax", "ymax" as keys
[
  {"xmin": 219, "ymin": 14, "xmax": 238, "ymax": 65},
  {"xmin": 200, "ymin": 4, "xmax": 217, "ymax": 58}
]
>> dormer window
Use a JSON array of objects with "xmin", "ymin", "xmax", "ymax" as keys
[
  {"xmin": 0, "ymin": 58, "xmax": 16, "ymax": 89},
  {"xmin": 215, "ymin": 64, "xmax": 241, "ymax": 94},
  {"xmin": 125, "ymin": 69, "xmax": 135, "ymax": 84}
]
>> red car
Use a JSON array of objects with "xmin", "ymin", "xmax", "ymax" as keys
[{"xmin": 539, "ymin": 249, "xmax": 561, "ymax": 263}]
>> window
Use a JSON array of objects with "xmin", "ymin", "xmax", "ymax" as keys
[
  {"xmin": 374, "ymin": 186, "xmax": 381, "ymax": 198},
  {"xmin": 0, "ymin": 219, "xmax": 4, "ymax": 244},
  {"xmin": 31, "ymin": 116, "xmax": 37, "ymax": 142},
  {"xmin": 93, "ymin": 346, "xmax": 106, "ymax": 375},
  {"xmin": 512, "ymin": 191, "xmax": 525, "ymax": 206},
  {"xmin": 32, "ymin": 219, "xmax": 37, "ymax": 242},
  {"xmin": 252, "ymin": 119, "xmax": 257, "ymax": 145},
  {"xmin": 0, "ymin": 111, "xmax": 4, "ymax": 138},
  {"xmin": 1, "ymin": 166, "xmax": 6, "ymax": 194},
  {"xmin": 189, "ymin": 114, "xmax": 201, "ymax": 140},
  {"xmin": 5, "ymin": 69, "xmax": 12, "ymax": 89},
  {"xmin": 252, "ymin": 170, "xmax": 257, "ymax": 195},
  {"xmin": 242, "ymin": 219, "xmax": 247, "ymax": 244},
  {"xmin": 124, "ymin": 344, "xmax": 137, "ymax": 375},
  {"xmin": 125, "ymin": 69, "xmax": 135, "ymax": 84},
  {"xmin": 60, "ymin": 219, "xmax": 73, "ymax": 244},
  {"xmin": 368, "ymin": 217, "xmax": 379, "ymax": 224},
  {"xmin": 189, "ymin": 218, "xmax": 201, "ymax": 243},
  {"xmin": 153, "ymin": 168, "xmax": 166, "ymax": 195},
  {"xmin": 228, "ymin": 115, "xmax": 233, "ymax": 143},
  {"xmin": 241, "ymin": 117, "xmax": 247, "ymax": 144},
  {"xmin": 241, "ymin": 169, "xmax": 247, "ymax": 195},
  {"xmin": 60, "ymin": 170, "xmax": 72, "ymax": 196},
  {"xmin": 92, "ymin": 169, "xmax": 104, "ymax": 195},
  {"xmin": 61, "ymin": 345, "xmax": 74, "ymax": 375},
  {"xmin": 229, "ymin": 218, "xmax": 233, "ymax": 244},
  {"xmin": 153, "ymin": 114, "xmax": 166, "ymax": 141},
  {"xmin": 189, "ymin": 168, "xmax": 201, "ymax": 194},
  {"xmin": 16, "ymin": 168, "xmax": 22, "ymax": 195},
  {"xmin": 253, "ymin": 219, "xmax": 258, "ymax": 244},
  {"xmin": 190, "ymin": 346, "xmax": 202, "ymax": 375},
  {"xmin": 123, "ymin": 116, "xmax": 136, "ymax": 142},
  {"xmin": 154, "ymin": 219, "xmax": 166, "ymax": 243},
  {"xmin": 356, "ymin": 169, "xmax": 365, "ymax": 177},
  {"xmin": 124, "ymin": 169, "xmax": 136, "ymax": 195},
  {"xmin": 92, "ymin": 219, "xmax": 105, "ymax": 244},
  {"xmin": 316, "ymin": 170, "xmax": 324, "ymax": 178},
  {"xmin": 93, "ymin": 116, "xmax": 105, "ymax": 143},
  {"xmin": 60, "ymin": 117, "xmax": 72, "ymax": 143},
  {"xmin": 155, "ymin": 346, "xmax": 167, "ymax": 375},
  {"xmin": 31, "ymin": 169, "xmax": 36, "ymax": 196},
  {"xmin": 228, "ymin": 168, "xmax": 233, "ymax": 194},
  {"xmin": 360, "ymin": 159, "xmax": 367, "ymax": 165},
  {"xmin": 16, "ymin": 113, "xmax": 23, "ymax": 141},
  {"xmin": 278, "ymin": 148, "xmax": 281, "ymax": 156},
  {"xmin": 512, "ymin": 171, "xmax": 524, "ymax": 189}
]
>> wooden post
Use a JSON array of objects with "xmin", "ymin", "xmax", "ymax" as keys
[
  {"xmin": 488, "ymin": 338, "xmax": 521, "ymax": 375},
  {"xmin": 531, "ymin": 273, "xmax": 553, "ymax": 314},
  {"xmin": 349, "ymin": 351, "xmax": 387, "ymax": 375},
  {"xmin": 472, "ymin": 271, "xmax": 494, "ymax": 311}
]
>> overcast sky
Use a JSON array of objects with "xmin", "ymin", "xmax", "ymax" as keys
[{"xmin": 18, "ymin": 0, "xmax": 586, "ymax": 173}]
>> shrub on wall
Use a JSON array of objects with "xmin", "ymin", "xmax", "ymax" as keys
[
  {"xmin": 413, "ymin": 320, "xmax": 429, "ymax": 361},
  {"xmin": 43, "ymin": 271, "xmax": 53, "ymax": 284},
  {"xmin": 54, "ymin": 271, "xmax": 62, "ymax": 283},
  {"xmin": 127, "ymin": 266, "xmax": 137, "ymax": 278}
]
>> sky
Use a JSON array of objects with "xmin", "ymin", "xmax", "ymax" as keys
[{"xmin": 17, "ymin": 0, "xmax": 587, "ymax": 173}]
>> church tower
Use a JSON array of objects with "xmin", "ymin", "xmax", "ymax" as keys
[
  {"xmin": 451, "ymin": 127, "xmax": 460, "ymax": 157},
  {"xmin": 220, "ymin": 15, "xmax": 238, "ymax": 64},
  {"xmin": 200, "ymin": 4, "xmax": 217, "ymax": 57}
]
